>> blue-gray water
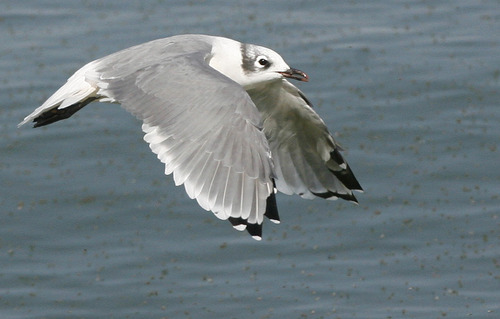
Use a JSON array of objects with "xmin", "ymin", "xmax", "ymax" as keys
[{"xmin": 1, "ymin": 1, "xmax": 499, "ymax": 318}]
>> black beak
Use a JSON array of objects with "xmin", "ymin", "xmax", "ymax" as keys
[{"xmin": 278, "ymin": 68, "xmax": 309, "ymax": 82}]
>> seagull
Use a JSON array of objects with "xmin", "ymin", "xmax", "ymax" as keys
[{"xmin": 19, "ymin": 34, "xmax": 362, "ymax": 240}]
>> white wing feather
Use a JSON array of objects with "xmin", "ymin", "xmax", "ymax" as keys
[{"xmin": 92, "ymin": 37, "xmax": 275, "ymax": 224}]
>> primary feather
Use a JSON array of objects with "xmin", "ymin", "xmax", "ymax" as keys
[{"xmin": 19, "ymin": 34, "xmax": 362, "ymax": 240}]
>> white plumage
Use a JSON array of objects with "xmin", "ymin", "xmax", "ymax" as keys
[{"xmin": 19, "ymin": 34, "xmax": 362, "ymax": 240}]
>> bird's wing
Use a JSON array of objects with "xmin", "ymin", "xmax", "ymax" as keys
[
  {"xmin": 93, "ymin": 37, "xmax": 275, "ymax": 228},
  {"xmin": 247, "ymin": 80, "xmax": 362, "ymax": 202}
]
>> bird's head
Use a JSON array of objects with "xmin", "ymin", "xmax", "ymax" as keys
[{"xmin": 210, "ymin": 37, "xmax": 308, "ymax": 89}]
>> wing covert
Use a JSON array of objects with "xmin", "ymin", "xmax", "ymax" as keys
[
  {"xmin": 247, "ymin": 80, "xmax": 362, "ymax": 202},
  {"xmin": 94, "ymin": 39, "xmax": 275, "ymax": 226}
]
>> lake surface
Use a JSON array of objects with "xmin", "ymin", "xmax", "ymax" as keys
[{"xmin": 1, "ymin": 1, "xmax": 499, "ymax": 318}]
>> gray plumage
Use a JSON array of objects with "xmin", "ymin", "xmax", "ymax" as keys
[{"xmin": 19, "ymin": 34, "xmax": 362, "ymax": 240}]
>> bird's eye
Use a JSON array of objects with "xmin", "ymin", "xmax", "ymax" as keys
[{"xmin": 255, "ymin": 56, "xmax": 270, "ymax": 68}]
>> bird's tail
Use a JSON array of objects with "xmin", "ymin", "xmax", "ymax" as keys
[{"xmin": 18, "ymin": 61, "xmax": 101, "ymax": 128}]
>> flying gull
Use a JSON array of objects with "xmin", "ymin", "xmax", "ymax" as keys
[{"xmin": 19, "ymin": 34, "xmax": 362, "ymax": 240}]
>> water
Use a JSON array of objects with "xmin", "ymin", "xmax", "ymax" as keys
[{"xmin": 1, "ymin": 0, "xmax": 499, "ymax": 318}]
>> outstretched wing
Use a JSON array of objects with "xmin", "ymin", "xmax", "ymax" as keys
[
  {"xmin": 93, "ymin": 37, "xmax": 276, "ymax": 237},
  {"xmin": 247, "ymin": 80, "xmax": 362, "ymax": 202}
]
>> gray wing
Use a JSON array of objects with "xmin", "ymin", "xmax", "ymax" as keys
[
  {"xmin": 247, "ymin": 80, "xmax": 362, "ymax": 202},
  {"xmin": 94, "ymin": 37, "xmax": 275, "ymax": 227}
]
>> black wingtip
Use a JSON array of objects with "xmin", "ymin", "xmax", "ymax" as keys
[
  {"xmin": 264, "ymin": 189, "xmax": 280, "ymax": 223},
  {"xmin": 245, "ymin": 222, "xmax": 262, "ymax": 240},
  {"xmin": 329, "ymin": 149, "xmax": 363, "ymax": 192},
  {"xmin": 228, "ymin": 217, "xmax": 246, "ymax": 230},
  {"xmin": 32, "ymin": 97, "xmax": 97, "ymax": 128},
  {"xmin": 311, "ymin": 190, "xmax": 359, "ymax": 203},
  {"xmin": 227, "ymin": 186, "xmax": 279, "ymax": 240}
]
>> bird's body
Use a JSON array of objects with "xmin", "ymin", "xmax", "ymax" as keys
[{"xmin": 19, "ymin": 34, "xmax": 362, "ymax": 240}]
